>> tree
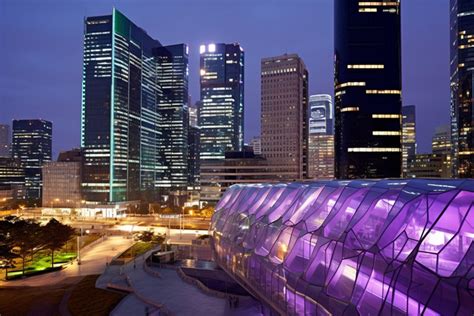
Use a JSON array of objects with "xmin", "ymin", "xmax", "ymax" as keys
[
  {"xmin": 7, "ymin": 217, "xmax": 45, "ymax": 276},
  {"xmin": 42, "ymin": 219, "xmax": 75, "ymax": 268},
  {"xmin": 0, "ymin": 218, "xmax": 18, "ymax": 280}
]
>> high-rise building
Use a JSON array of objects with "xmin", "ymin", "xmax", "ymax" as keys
[
  {"xmin": 199, "ymin": 43, "xmax": 244, "ymax": 160},
  {"xmin": 0, "ymin": 125, "xmax": 10, "ymax": 157},
  {"xmin": 450, "ymin": 0, "xmax": 474, "ymax": 178},
  {"xmin": 155, "ymin": 44, "xmax": 189, "ymax": 190},
  {"xmin": 309, "ymin": 94, "xmax": 333, "ymax": 135},
  {"xmin": 334, "ymin": 0, "xmax": 402, "ymax": 179},
  {"xmin": 249, "ymin": 136, "xmax": 262, "ymax": 155},
  {"xmin": 0, "ymin": 157, "xmax": 25, "ymax": 202},
  {"xmin": 12, "ymin": 119, "xmax": 52, "ymax": 202},
  {"xmin": 432, "ymin": 124, "xmax": 452, "ymax": 176},
  {"xmin": 307, "ymin": 94, "xmax": 335, "ymax": 179},
  {"xmin": 402, "ymin": 105, "xmax": 417, "ymax": 176},
  {"xmin": 407, "ymin": 154, "xmax": 451, "ymax": 178},
  {"xmin": 261, "ymin": 54, "xmax": 309, "ymax": 180},
  {"xmin": 81, "ymin": 9, "xmax": 188, "ymax": 203},
  {"xmin": 42, "ymin": 149, "xmax": 83, "ymax": 208},
  {"xmin": 189, "ymin": 103, "xmax": 199, "ymax": 128}
]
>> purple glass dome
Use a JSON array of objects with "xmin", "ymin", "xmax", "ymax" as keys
[{"xmin": 210, "ymin": 179, "xmax": 474, "ymax": 315}]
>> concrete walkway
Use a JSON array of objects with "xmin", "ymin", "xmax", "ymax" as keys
[
  {"xmin": 0, "ymin": 236, "xmax": 133, "ymax": 287},
  {"xmin": 100, "ymin": 251, "xmax": 262, "ymax": 316}
]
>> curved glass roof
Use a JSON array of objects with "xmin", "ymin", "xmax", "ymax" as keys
[{"xmin": 211, "ymin": 179, "xmax": 474, "ymax": 315}]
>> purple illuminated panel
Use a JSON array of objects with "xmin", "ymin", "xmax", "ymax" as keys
[{"xmin": 210, "ymin": 179, "xmax": 474, "ymax": 315}]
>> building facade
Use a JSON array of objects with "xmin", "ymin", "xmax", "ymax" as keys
[
  {"xmin": 308, "ymin": 94, "xmax": 333, "ymax": 135},
  {"xmin": 0, "ymin": 124, "xmax": 10, "ymax": 157},
  {"xmin": 211, "ymin": 179, "xmax": 474, "ymax": 315},
  {"xmin": 12, "ymin": 119, "xmax": 52, "ymax": 202},
  {"xmin": 42, "ymin": 149, "xmax": 83, "ymax": 208},
  {"xmin": 81, "ymin": 9, "xmax": 188, "ymax": 203},
  {"xmin": 0, "ymin": 157, "xmax": 25, "ymax": 202},
  {"xmin": 200, "ymin": 150, "xmax": 293, "ymax": 205},
  {"xmin": 261, "ymin": 54, "xmax": 309, "ymax": 180},
  {"xmin": 249, "ymin": 136, "xmax": 262, "ymax": 155},
  {"xmin": 307, "ymin": 94, "xmax": 334, "ymax": 179},
  {"xmin": 407, "ymin": 154, "xmax": 451, "ymax": 178},
  {"xmin": 155, "ymin": 44, "xmax": 189, "ymax": 191},
  {"xmin": 402, "ymin": 105, "xmax": 417, "ymax": 176},
  {"xmin": 199, "ymin": 43, "xmax": 244, "ymax": 160},
  {"xmin": 334, "ymin": 0, "xmax": 402, "ymax": 179},
  {"xmin": 450, "ymin": 0, "xmax": 474, "ymax": 178}
]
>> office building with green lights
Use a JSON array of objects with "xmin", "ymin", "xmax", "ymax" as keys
[{"xmin": 81, "ymin": 9, "xmax": 188, "ymax": 203}]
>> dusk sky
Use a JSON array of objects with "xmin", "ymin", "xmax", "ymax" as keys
[{"xmin": 0, "ymin": 0, "xmax": 450, "ymax": 158}]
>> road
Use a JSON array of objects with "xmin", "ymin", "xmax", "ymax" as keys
[{"xmin": 0, "ymin": 236, "xmax": 133, "ymax": 287}]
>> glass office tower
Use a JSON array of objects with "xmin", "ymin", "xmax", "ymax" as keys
[
  {"xmin": 199, "ymin": 43, "xmax": 244, "ymax": 160},
  {"xmin": 334, "ymin": 0, "xmax": 402, "ymax": 179},
  {"xmin": 155, "ymin": 44, "xmax": 189, "ymax": 191},
  {"xmin": 12, "ymin": 119, "xmax": 52, "ymax": 202},
  {"xmin": 81, "ymin": 9, "xmax": 161, "ymax": 202},
  {"xmin": 309, "ymin": 94, "xmax": 333, "ymax": 135},
  {"xmin": 450, "ymin": 0, "xmax": 474, "ymax": 178},
  {"xmin": 402, "ymin": 105, "xmax": 416, "ymax": 176},
  {"xmin": 308, "ymin": 94, "xmax": 334, "ymax": 179}
]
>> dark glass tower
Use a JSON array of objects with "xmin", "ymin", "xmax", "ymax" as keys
[
  {"xmin": 334, "ymin": 1, "xmax": 402, "ymax": 179},
  {"xmin": 450, "ymin": 0, "xmax": 474, "ymax": 178},
  {"xmin": 155, "ymin": 44, "xmax": 189, "ymax": 191},
  {"xmin": 12, "ymin": 119, "xmax": 52, "ymax": 202},
  {"xmin": 199, "ymin": 43, "xmax": 244, "ymax": 160},
  {"xmin": 82, "ymin": 9, "xmax": 188, "ymax": 203}
]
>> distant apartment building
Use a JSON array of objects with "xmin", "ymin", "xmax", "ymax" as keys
[
  {"xmin": 199, "ymin": 43, "xmax": 244, "ymax": 160},
  {"xmin": 0, "ymin": 124, "xmax": 10, "ymax": 157},
  {"xmin": 407, "ymin": 154, "xmax": 451, "ymax": 178},
  {"xmin": 12, "ymin": 119, "xmax": 52, "ymax": 202},
  {"xmin": 42, "ymin": 149, "xmax": 83, "ymax": 208},
  {"xmin": 249, "ymin": 136, "xmax": 262, "ymax": 155},
  {"xmin": 261, "ymin": 54, "xmax": 308, "ymax": 180},
  {"xmin": 0, "ymin": 157, "xmax": 25, "ymax": 203},
  {"xmin": 200, "ymin": 150, "xmax": 292, "ymax": 205},
  {"xmin": 402, "ymin": 105, "xmax": 417, "ymax": 176},
  {"xmin": 307, "ymin": 94, "xmax": 334, "ymax": 179}
]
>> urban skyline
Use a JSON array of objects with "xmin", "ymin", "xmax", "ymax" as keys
[{"xmin": 1, "ymin": 0, "xmax": 451, "ymax": 157}]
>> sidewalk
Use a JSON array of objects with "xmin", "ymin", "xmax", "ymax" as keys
[
  {"xmin": 0, "ymin": 236, "xmax": 133, "ymax": 287},
  {"xmin": 100, "ymin": 251, "xmax": 262, "ymax": 316}
]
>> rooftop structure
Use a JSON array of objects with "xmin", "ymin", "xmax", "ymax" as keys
[{"xmin": 211, "ymin": 179, "xmax": 474, "ymax": 315}]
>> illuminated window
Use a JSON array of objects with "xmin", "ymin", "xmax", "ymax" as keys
[
  {"xmin": 341, "ymin": 107, "xmax": 359, "ymax": 112},
  {"xmin": 372, "ymin": 114, "xmax": 401, "ymax": 119},
  {"xmin": 366, "ymin": 90, "xmax": 401, "ymax": 95},
  {"xmin": 347, "ymin": 64, "xmax": 384, "ymax": 69},
  {"xmin": 373, "ymin": 131, "xmax": 401, "ymax": 136},
  {"xmin": 335, "ymin": 82, "xmax": 366, "ymax": 89},
  {"xmin": 348, "ymin": 147, "xmax": 401, "ymax": 153}
]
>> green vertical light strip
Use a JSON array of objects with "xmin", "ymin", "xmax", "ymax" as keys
[{"xmin": 109, "ymin": 8, "xmax": 116, "ymax": 202}]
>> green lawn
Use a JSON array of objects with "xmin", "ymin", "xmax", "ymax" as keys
[{"xmin": 7, "ymin": 252, "xmax": 76, "ymax": 278}]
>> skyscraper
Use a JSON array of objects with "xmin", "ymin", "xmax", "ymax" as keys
[
  {"xmin": 308, "ymin": 94, "xmax": 333, "ymax": 135},
  {"xmin": 308, "ymin": 94, "xmax": 334, "ymax": 179},
  {"xmin": 261, "ymin": 54, "xmax": 309, "ymax": 180},
  {"xmin": 155, "ymin": 44, "xmax": 189, "ymax": 190},
  {"xmin": 199, "ymin": 43, "xmax": 244, "ymax": 160},
  {"xmin": 334, "ymin": 0, "xmax": 402, "ymax": 179},
  {"xmin": 12, "ymin": 119, "xmax": 52, "ymax": 202},
  {"xmin": 402, "ymin": 105, "xmax": 416, "ymax": 176},
  {"xmin": 0, "ymin": 125, "xmax": 10, "ymax": 157},
  {"xmin": 81, "ymin": 9, "xmax": 188, "ymax": 203},
  {"xmin": 450, "ymin": 0, "xmax": 474, "ymax": 178},
  {"xmin": 249, "ymin": 136, "xmax": 262, "ymax": 155}
]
